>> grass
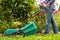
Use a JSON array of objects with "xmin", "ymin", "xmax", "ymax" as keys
[{"xmin": 0, "ymin": 34, "xmax": 60, "ymax": 40}]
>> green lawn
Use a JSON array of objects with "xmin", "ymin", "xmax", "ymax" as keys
[{"xmin": 0, "ymin": 34, "xmax": 60, "ymax": 40}]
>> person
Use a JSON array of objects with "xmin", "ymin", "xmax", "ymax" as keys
[
  {"xmin": 42, "ymin": 0, "xmax": 59, "ymax": 34},
  {"xmin": 36, "ymin": 0, "xmax": 59, "ymax": 34}
]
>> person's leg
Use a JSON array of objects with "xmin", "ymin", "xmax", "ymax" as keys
[
  {"xmin": 44, "ymin": 10, "xmax": 51, "ymax": 34},
  {"xmin": 51, "ymin": 14, "xmax": 59, "ymax": 34}
]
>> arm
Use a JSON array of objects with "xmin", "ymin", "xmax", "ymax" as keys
[
  {"xmin": 53, "ymin": 6, "xmax": 60, "ymax": 14},
  {"xmin": 43, "ymin": 1, "xmax": 51, "ymax": 8},
  {"xmin": 43, "ymin": 0, "xmax": 55, "ymax": 8}
]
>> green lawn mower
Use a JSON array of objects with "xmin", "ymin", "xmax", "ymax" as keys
[{"xmin": 4, "ymin": 22, "xmax": 37, "ymax": 37}]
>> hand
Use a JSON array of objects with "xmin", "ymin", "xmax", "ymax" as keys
[
  {"xmin": 42, "ymin": 10, "xmax": 46, "ymax": 14},
  {"xmin": 43, "ymin": 4, "xmax": 48, "ymax": 8},
  {"xmin": 53, "ymin": 10, "xmax": 58, "ymax": 14}
]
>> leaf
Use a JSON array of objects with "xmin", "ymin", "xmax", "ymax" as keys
[{"xmin": 11, "ymin": 0, "xmax": 16, "ymax": 2}]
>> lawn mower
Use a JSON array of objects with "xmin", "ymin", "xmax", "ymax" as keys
[{"xmin": 4, "ymin": 22, "xmax": 37, "ymax": 37}]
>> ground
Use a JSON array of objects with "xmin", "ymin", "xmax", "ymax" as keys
[{"xmin": 0, "ymin": 33, "xmax": 60, "ymax": 40}]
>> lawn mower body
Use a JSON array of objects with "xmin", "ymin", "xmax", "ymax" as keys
[{"xmin": 4, "ymin": 22, "xmax": 37, "ymax": 36}]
